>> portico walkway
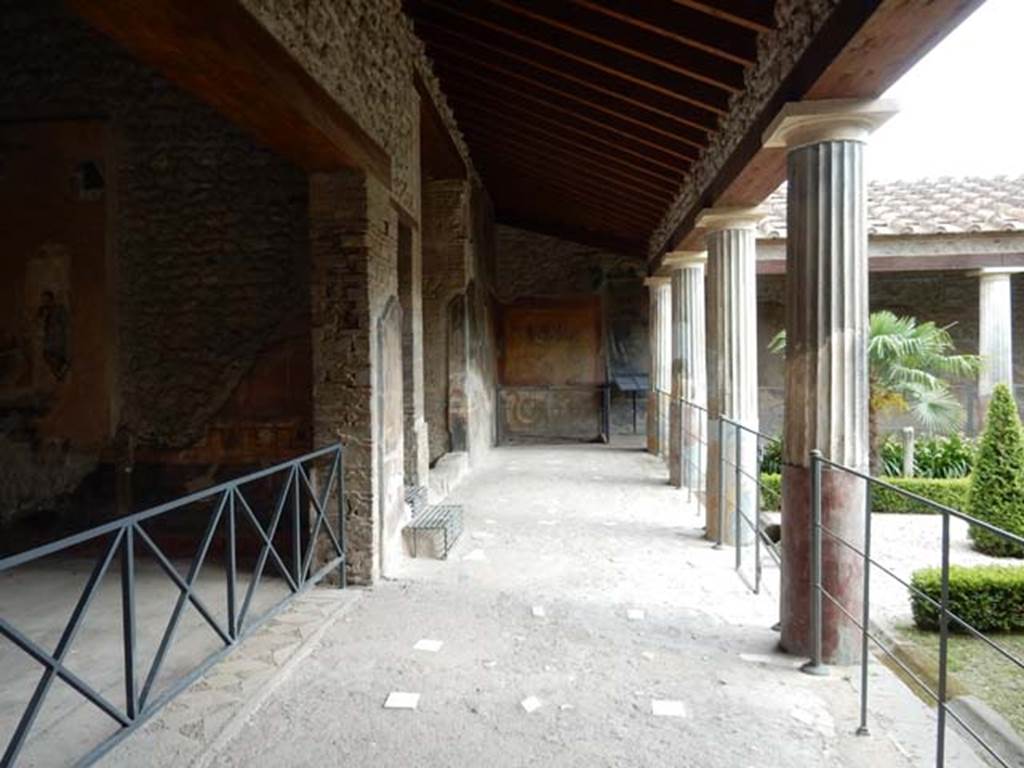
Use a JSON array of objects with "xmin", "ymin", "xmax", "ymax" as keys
[{"xmin": 116, "ymin": 442, "xmax": 981, "ymax": 767}]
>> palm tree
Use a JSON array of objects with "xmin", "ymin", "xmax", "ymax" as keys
[{"xmin": 769, "ymin": 311, "xmax": 980, "ymax": 471}]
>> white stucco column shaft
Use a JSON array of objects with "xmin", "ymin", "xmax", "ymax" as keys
[
  {"xmin": 666, "ymin": 251, "xmax": 707, "ymax": 490},
  {"xmin": 645, "ymin": 277, "xmax": 670, "ymax": 455},
  {"xmin": 765, "ymin": 98, "xmax": 897, "ymax": 664},
  {"xmin": 976, "ymin": 268, "xmax": 1021, "ymax": 415},
  {"xmin": 697, "ymin": 208, "xmax": 763, "ymax": 544}
]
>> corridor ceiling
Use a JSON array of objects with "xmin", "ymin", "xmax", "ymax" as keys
[{"xmin": 405, "ymin": 0, "xmax": 774, "ymax": 252}]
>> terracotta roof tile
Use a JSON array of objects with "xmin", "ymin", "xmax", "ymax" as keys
[{"xmin": 758, "ymin": 176, "xmax": 1024, "ymax": 238}]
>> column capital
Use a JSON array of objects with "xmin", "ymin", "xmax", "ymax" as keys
[
  {"xmin": 763, "ymin": 98, "xmax": 898, "ymax": 151},
  {"xmin": 971, "ymin": 266, "xmax": 1024, "ymax": 279},
  {"xmin": 644, "ymin": 276, "xmax": 671, "ymax": 287},
  {"xmin": 696, "ymin": 206, "xmax": 767, "ymax": 232},
  {"xmin": 663, "ymin": 249, "xmax": 707, "ymax": 269}
]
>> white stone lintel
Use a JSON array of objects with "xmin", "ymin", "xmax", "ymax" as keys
[
  {"xmin": 763, "ymin": 98, "xmax": 899, "ymax": 151},
  {"xmin": 644, "ymin": 276, "xmax": 671, "ymax": 287},
  {"xmin": 970, "ymin": 266, "xmax": 1024, "ymax": 278},
  {"xmin": 696, "ymin": 206, "xmax": 767, "ymax": 233},
  {"xmin": 663, "ymin": 250, "xmax": 707, "ymax": 269}
]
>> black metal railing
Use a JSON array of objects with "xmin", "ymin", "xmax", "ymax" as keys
[
  {"xmin": 804, "ymin": 452, "xmax": 1024, "ymax": 768},
  {"xmin": 0, "ymin": 444, "xmax": 346, "ymax": 768}
]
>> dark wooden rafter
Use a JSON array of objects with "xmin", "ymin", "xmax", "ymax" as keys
[
  {"xmin": 412, "ymin": 1, "xmax": 724, "ymax": 121},
  {"xmin": 482, "ymin": 170, "xmax": 659, "ymax": 233},
  {"xmin": 463, "ymin": 130, "xmax": 674, "ymax": 209},
  {"xmin": 405, "ymin": 0, "xmax": 773, "ymax": 249},
  {"xmin": 485, "ymin": 0, "xmax": 748, "ymax": 91},
  {"xmin": 453, "ymin": 110, "xmax": 682, "ymax": 188},
  {"xmin": 439, "ymin": 80, "xmax": 695, "ymax": 171},
  {"xmin": 573, "ymin": 0, "xmax": 765, "ymax": 64},
  {"xmin": 669, "ymin": 0, "xmax": 776, "ymax": 33},
  {"xmin": 425, "ymin": 34, "xmax": 709, "ymax": 148}
]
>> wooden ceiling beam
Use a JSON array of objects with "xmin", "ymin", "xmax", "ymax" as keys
[
  {"xmin": 483, "ymin": 0, "xmax": 746, "ymax": 92},
  {"xmin": 68, "ymin": 0, "xmax": 390, "ymax": 183},
  {"xmin": 472, "ymin": 146, "xmax": 669, "ymax": 215},
  {"xmin": 668, "ymin": 0, "xmax": 776, "ymax": 33},
  {"xmin": 453, "ymin": 108, "xmax": 684, "ymax": 186},
  {"xmin": 571, "ymin": 0, "xmax": 760, "ymax": 65},
  {"xmin": 483, "ymin": 175, "xmax": 659, "ymax": 233},
  {"xmin": 461, "ymin": 128, "xmax": 675, "ymax": 206},
  {"xmin": 412, "ymin": 1, "xmax": 725, "ymax": 119},
  {"xmin": 439, "ymin": 76, "xmax": 695, "ymax": 169},
  {"xmin": 423, "ymin": 35, "xmax": 704, "ymax": 150},
  {"xmin": 495, "ymin": 210, "xmax": 645, "ymax": 255},
  {"xmin": 481, "ymin": 169, "xmax": 658, "ymax": 233}
]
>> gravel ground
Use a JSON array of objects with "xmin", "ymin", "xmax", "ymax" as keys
[{"xmin": 208, "ymin": 441, "xmax": 985, "ymax": 768}]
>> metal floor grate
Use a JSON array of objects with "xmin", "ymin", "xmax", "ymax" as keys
[{"xmin": 406, "ymin": 504, "xmax": 463, "ymax": 559}]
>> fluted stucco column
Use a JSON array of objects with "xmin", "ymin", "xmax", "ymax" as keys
[
  {"xmin": 645, "ymin": 278, "xmax": 670, "ymax": 455},
  {"xmin": 977, "ymin": 268, "xmax": 1021, "ymax": 417},
  {"xmin": 765, "ymin": 99, "xmax": 896, "ymax": 663},
  {"xmin": 666, "ymin": 251, "xmax": 707, "ymax": 490},
  {"xmin": 697, "ymin": 209, "xmax": 763, "ymax": 544}
]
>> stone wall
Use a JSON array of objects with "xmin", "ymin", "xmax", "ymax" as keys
[
  {"xmin": 239, "ymin": 0, "xmax": 475, "ymax": 220},
  {"xmin": 0, "ymin": 1, "xmax": 310, "ymax": 523},
  {"xmin": 421, "ymin": 179, "xmax": 498, "ymax": 466},
  {"xmin": 757, "ymin": 270, "xmax": 1023, "ymax": 438},
  {"xmin": 495, "ymin": 226, "xmax": 649, "ymax": 440}
]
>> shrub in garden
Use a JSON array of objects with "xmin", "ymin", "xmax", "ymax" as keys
[
  {"xmin": 760, "ymin": 473, "xmax": 781, "ymax": 511},
  {"xmin": 760, "ymin": 437, "xmax": 783, "ymax": 475},
  {"xmin": 910, "ymin": 564, "xmax": 1024, "ymax": 632},
  {"xmin": 968, "ymin": 384, "xmax": 1024, "ymax": 557},
  {"xmin": 872, "ymin": 477, "xmax": 970, "ymax": 514},
  {"xmin": 880, "ymin": 433, "xmax": 976, "ymax": 478}
]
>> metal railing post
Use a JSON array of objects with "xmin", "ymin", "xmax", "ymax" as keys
[
  {"xmin": 121, "ymin": 524, "xmax": 138, "ymax": 718},
  {"xmin": 802, "ymin": 449, "xmax": 828, "ymax": 676},
  {"xmin": 337, "ymin": 446, "xmax": 347, "ymax": 588},
  {"xmin": 226, "ymin": 487, "xmax": 237, "ymax": 640},
  {"xmin": 754, "ymin": 438, "xmax": 762, "ymax": 595},
  {"xmin": 734, "ymin": 421, "xmax": 742, "ymax": 571},
  {"xmin": 936, "ymin": 511, "xmax": 951, "ymax": 766},
  {"xmin": 857, "ymin": 480, "xmax": 872, "ymax": 735},
  {"xmin": 292, "ymin": 466, "xmax": 302, "ymax": 588},
  {"xmin": 715, "ymin": 416, "xmax": 726, "ymax": 549}
]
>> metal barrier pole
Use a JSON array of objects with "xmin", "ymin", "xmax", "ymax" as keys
[
  {"xmin": 715, "ymin": 416, "xmax": 725, "ymax": 549},
  {"xmin": 342, "ymin": 444, "xmax": 350, "ymax": 589},
  {"xmin": 121, "ymin": 524, "xmax": 138, "ymax": 718},
  {"xmin": 226, "ymin": 488, "xmax": 237, "ymax": 640},
  {"xmin": 735, "ymin": 422, "xmax": 742, "ymax": 570},
  {"xmin": 754, "ymin": 438, "xmax": 762, "ymax": 595},
  {"xmin": 936, "ymin": 511, "xmax": 951, "ymax": 766},
  {"xmin": 802, "ymin": 450, "xmax": 828, "ymax": 676},
  {"xmin": 857, "ymin": 480, "xmax": 872, "ymax": 735}
]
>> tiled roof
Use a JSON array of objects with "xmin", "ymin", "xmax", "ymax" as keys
[{"xmin": 758, "ymin": 176, "xmax": 1024, "ymax": 238}]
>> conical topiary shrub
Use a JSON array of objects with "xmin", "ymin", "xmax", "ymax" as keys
[{"xmin": 968, "ymin": 384, "xmax": 1024, "ymax": 557}]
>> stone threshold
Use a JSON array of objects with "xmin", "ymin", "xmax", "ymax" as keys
[{"xmin": 99, "ymin": 587, "xmax": 363, "ymax": 768}]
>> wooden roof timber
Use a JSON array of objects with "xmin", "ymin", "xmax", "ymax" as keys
[
  {"xmin": 668, "ymin": 0, "xmax": 775, "ymax": 33},
  {"xmin": 479, "ymin": 172, "xmax": 658, "ymax": 234},
  {"xmin": 485, "ymin": 0, "xmax": 748, "ymax": 90},
  {"xmin": 425, "ymin": 34, "xmax": 709, "ymax": 149},
  {"xmin": 439, "ymin": 80, "xmax": 695, "ymax": 171},
  {"xmin": 68, "ymin": 0, "xmax": 390, "ymax": 183},
  {"xmin": 453, "ymin": 109, "xmax": 684, "ymax": 188},
  {"xmin": 463, "ymin": 131, "xmax": 674, "ymax": 210},
  {"xmin": 575, "ymin": 0, "xmax": 767, "ymax": 63},
  {"xmin": 412, "ymin": 1, "xmax": 725, "ymax": 120},
  {"xmin": 497, "ymin": 211, "xmax": 647, "ymax": 254}
]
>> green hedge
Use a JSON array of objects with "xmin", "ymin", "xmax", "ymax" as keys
[
  {"xmin": 757, "ymin": 474, "xmax": 969, "ymax": 514},
  {"xmin": 760, "ymin": 473, "xmax": 781, "ymax": 511},
  {"xmin": 910, "ymin": 564, "xmax": 1024, "ymax": 632}
]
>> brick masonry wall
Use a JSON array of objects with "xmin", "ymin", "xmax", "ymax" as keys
[
  {"xmin": 310, "ymin": 170, "xmax": 404, "ymax": 584},
  {"xmin": 0, "ymin": 2, "xmax": 310, "ymax": 520},
  {"xmin": 495, "ymin": 226, "xmax": 648, "ymax": 439},
  {"xmin": 239, "ymin": 0, "xmax": 475, "ymax": 221}
]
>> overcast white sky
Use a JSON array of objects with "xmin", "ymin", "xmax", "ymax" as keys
[{"xmin": 869, "ymin": 0, "xmax": 1024, "ymax": 180}]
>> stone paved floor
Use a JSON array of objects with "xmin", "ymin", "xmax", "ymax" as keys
[{"xmin": 193, "ymin": 441, "xmax": 984, "ymax": 768}]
